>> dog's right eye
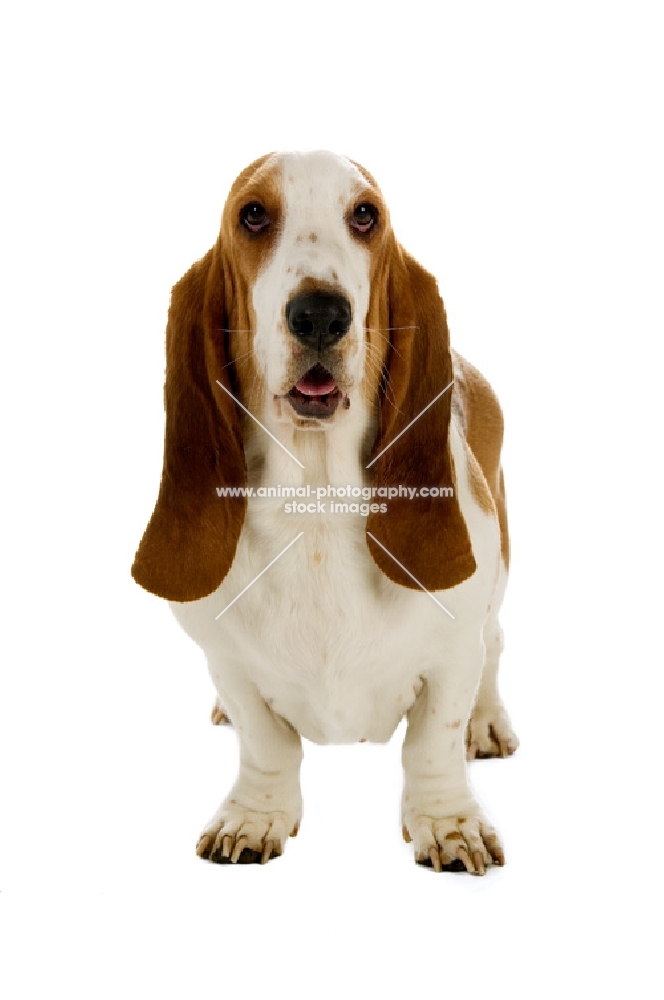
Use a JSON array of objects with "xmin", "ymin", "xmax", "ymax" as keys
[{"xmin": 241, "ymin": 203, "xmax": 270, "ymax": 233}]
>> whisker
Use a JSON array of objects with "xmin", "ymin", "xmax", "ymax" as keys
[
  {"xmin": 367, "ymin": 327, "xmax": 405, "ymax": 361},
  {"xmin": 382, "ymin": 376, "xmax": 401, "ymax": 414},
  {"xmin": 364, "ymin": 345, "xmax": 402, "ymax": 414},
  {"xmin": 379, "ymin": 377, "xmax": 401, "ymax": 414}
]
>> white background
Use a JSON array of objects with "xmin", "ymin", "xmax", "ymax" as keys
[{"xmin": 1, "ymin": 1, "xmax": 662, "ymax": 996}]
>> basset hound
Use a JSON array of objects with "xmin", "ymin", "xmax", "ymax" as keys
[{"xmin": 132, "ymin": 151, "xmax": 518, "ymax": 873}]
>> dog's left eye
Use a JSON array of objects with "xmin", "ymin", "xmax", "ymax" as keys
[
  {"xmin": 350, "ymin": 204, "xmax": 377, "ymax": 234},
  {"xmin": 241, "ymin": 203, "xmax": 270, "ymax": 233}
]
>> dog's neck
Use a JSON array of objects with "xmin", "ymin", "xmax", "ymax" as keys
[{"xmin": 244, "ymin": 399, "xmax": 376, "ymax": 492}]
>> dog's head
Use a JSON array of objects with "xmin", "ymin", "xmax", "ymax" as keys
[
  {"xmin": 132, "ymin": 152, "xmax": 475, "ymax": 601},
  {"xmin": 218, "ymin": 150, "xmax": 393, "ymax": 430}
]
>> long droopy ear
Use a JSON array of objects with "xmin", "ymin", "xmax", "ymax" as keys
[
  {"xmin": 132, "ymin": 243, "xmax": 247, "ymax": 601},
  {"xmin": 366, "ymin": 245, "xmax": 476, "ymax": 591}
]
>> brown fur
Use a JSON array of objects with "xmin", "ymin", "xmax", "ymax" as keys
[
  {"xmin": 365, "ymin": 243, "xmax": 476, "ymax": 591},
  {"xmin": 132, "ymin": 155, "xmax": 283, "ymax": 600},
  {"xmin": 452, "ymin": 353, "xmax": 509, "ymax": 567},
  {"xmin": 131, "ymin": 245, "xmax": 248, "ymax": 601}
]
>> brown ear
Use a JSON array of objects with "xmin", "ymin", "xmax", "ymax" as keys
[
  {"xmin": 131, "ymin": 243, "xmax": 247, "ymax": 601},
  {"xmin": 366, "ymin": 245, "xmax": 476, "ymax": 591}
]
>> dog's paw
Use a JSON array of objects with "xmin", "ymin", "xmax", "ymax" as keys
[
  {"xmin": 403, "ymin": 811, "xmax": 504, "ymax": 875},
  {"xmin": 466, "ymin": 703, "xmax": 518, "ymax": 760},
  {"xmin": 196, "ymin": 804, "xmax": 300, "ymax": 866},
  {"xmin": 210, "ymin": 698, "xmax": 231, "ymax": 726}
]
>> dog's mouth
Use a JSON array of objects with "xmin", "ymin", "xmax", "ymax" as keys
[{"xmin": 287, "ymin": 364, "xmax": 345, "ymax": 418}]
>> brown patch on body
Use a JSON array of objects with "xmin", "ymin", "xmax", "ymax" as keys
[
  {"xmin": 309, "ymin": 232, "xmax": 318, "ymax": 242},
  {"xmin": 452, "ymin": 352, "xmax": 510, "ymax": 567},
  {"xmin": 446, "ymin": 719, "xmax": 461, "ymax": 729},
  {"xmin": 466, "ymin": 451, "xmax": 495, "ymax": 516}
]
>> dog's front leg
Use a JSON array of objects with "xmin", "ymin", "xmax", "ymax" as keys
[
  {"xmin": 401, "ymin": 636, "xmax": 504, "ymax": 875},
  {"xmin": 196, "ymin": 661, "xmax": 303, "ymax": 865}
]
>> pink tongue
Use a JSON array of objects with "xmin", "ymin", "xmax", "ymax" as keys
[{"xmin": 295, "ymin": 372, "xmax": 337, "ymax": 396}]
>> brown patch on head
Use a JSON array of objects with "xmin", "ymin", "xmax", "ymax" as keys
[
  {"xmin": 221, "ymin": 153, "xmax": 283, "ymax": 289},
  {"xmin": 132, "ymin": 153, "xmax": 289, "ymax": 602},
  {"xmin": 219, "ymin": 153, "xmax": 285, "ymax": 419}
]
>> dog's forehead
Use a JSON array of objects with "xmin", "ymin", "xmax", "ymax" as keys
[
  {"xmin": 228, "ymin": 151, "xmax": 376, "ymax": 208},
  {"xmin": 278, "ymin": 150, "xmax": 370, "ymax": 208}
]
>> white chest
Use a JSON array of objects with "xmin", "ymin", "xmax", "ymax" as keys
[
  {"xmin": 169, "ymin": 419, "xmax": 498, "ymax": 745},
  {"xmin": 173, "ymin": 504, "xmax": 456, "ymax": 743}
]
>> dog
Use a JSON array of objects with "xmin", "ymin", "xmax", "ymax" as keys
[{"xmin": 132, "ymin": 150, "xmax": 518, "ymax": 873}]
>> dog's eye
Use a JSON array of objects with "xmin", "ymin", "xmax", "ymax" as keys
[
  {"xmin": 241, "ymin": 203, "xmax": 270, "ymax": 233},
  {"xmin": 350, "ymin": 204, "xmax": 377, "ymax": 234}
]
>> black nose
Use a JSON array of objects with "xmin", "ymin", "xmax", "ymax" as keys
[{"xmin": 286, "ymin": 292, "xmax": 351, "ymax": 350}]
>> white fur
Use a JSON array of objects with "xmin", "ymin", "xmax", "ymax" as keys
[
  {"xmin": 253, "ymin": 151, "xmax": 371, "ymax": 423},
  {"xmin": 169, "ymin": 152, "xmax": 514, "ymax": 869}
]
